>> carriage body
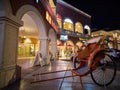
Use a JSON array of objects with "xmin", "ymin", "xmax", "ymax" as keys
[{"xmin": 72, "ymin": 36, "xmax": 116, "ymax": 86}]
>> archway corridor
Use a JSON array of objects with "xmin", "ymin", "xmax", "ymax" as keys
[{"xmin": 17, "ymin": 12, "xmax": 40, "ymax": 70}]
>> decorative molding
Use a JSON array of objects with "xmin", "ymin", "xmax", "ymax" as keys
[
  {"xmin": 0, "ymin": 17, "xmax": 22, "ymax": 27},
  {"xmin": 0, "ymin": 64, "xmax": 16, "ymax": 71}
]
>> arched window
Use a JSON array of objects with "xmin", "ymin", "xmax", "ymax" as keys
[
  {"xmin": 57, "ymin": 14, "xmax": 62, "ymax": 28},
  {"xmin": 63, "ymin": 18, "xmax": 73, "ymax": 31},
  {"xmin": 84, "ymin": 25, "xmax": 91, "ymax": 35},
  {"xmin": 75, "ymin": 22, "xmax": 83, "ymax": 33}
]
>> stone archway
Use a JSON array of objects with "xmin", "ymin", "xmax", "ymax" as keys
[
  {"xmin": 0, "ymin": 2, "xmax": 51, "ymax": 89},
  {"xmin": 16, "ymin": 5, "xmax": 49, "ymax": 65},
  {"xmin": 16, "ymin": 5, "xmax": 47, "ymax": 38}
]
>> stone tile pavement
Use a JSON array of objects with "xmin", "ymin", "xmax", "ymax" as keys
[{"xmin": 1, "ymin": 60, "xmax": 120, "ymax": 90}]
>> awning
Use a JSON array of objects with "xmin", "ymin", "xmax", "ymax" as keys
[{"xmin": 57, "ymin": 43, "xmax": 64, "ymax": 46}]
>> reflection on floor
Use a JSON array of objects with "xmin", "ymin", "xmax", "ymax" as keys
[
  {"xmin": 59, "ymin": 56, "xmax": 71, "ymax": 60},
  {"xmin": 17, "ymin": 56, "xmax": 71, "ymax": 70},
  {"xmin": 1, "ymin": 60, "xmax": 120, "ymax": 90},
  {"xmin": 17, "ymin": 57, "xmax": 35, "ymax": 70}
]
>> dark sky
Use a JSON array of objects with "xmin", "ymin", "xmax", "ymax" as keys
[{"xmin": 62, "ymin": 0, "xmax": 120, "ymax": 31}]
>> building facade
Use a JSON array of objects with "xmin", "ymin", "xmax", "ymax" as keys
[
  {"xmin": 55, "ymin": 0, "xmax": 91, "ymax": 59},
  {"xmin": 0, "ymin": 0, "xmax": 91, "ymax": 88}
]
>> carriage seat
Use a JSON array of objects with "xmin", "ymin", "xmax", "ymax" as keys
[
  {"xmin": 77, "ymin": 36, "xmax": 104, "ymax": 59},
  {"xmin": 85, "ymin": 36, "xmax": 104, "ymax": 46}
]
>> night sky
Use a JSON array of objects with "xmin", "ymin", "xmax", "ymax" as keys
[{"xmin": 62, "ymin": 0, "xmax": 120, "ymax": 31}]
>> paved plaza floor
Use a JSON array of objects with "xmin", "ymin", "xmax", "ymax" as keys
[{"xmin": 1, "ymin": 59, "xmax": 120, "ymax": 90}]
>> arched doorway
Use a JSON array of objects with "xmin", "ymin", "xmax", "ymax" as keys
[
  {"xmin": 16, "ymin": 5, "xmax": 48, "ymax": 68},
  {"xmin": 18, "ymin": 13, "xmax": 39, "ymax": 69},
  {"xmin": 57, "ymin": 40, "xmax": 74, "ymax": 60},
  {"xmin": 64, "ymin": 40, "xmax": 74, "ymax": 59},
  {"xmin": 0, "ymin": 1, "xmax": 56, "ymax": 89}
]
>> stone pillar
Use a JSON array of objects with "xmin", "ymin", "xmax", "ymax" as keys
[
  {"xmin": 0, "ymin": 17, "xmax": 22, "ymax": 89},
  {"xmin": 40, "ymin": 37, "xmax": 50, "ymax": 65},
  {"xmin": 50, "ymin": 41, "xmax": 57, "ymax": 60}
]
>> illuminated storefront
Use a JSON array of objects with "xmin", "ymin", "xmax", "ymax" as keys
[
  {"xmin": 18, "ymin": 37, "xmax": 39, "ymax": 57},
  {"xmin": 57, "ymin": 40, "xmax": 74, "ymax": 59}
]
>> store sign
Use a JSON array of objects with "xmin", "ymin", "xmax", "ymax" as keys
[
  {"xmin": 60, "ymin": 35, "xmax": 68, "ymax": 41},
  {"xmin": 79, "ymin": 38, "xmax": 88, "ymax": 41}
]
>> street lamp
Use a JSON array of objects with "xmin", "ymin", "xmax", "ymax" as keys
[{"xmin": 113, "ymin": 32, "xmax": 118, "ymax": 49}]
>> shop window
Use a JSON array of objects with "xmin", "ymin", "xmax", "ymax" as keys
[
  {"xmin": 75, "ymin": 22, "xmax": 83, "ymax": 33},
  {"xmin": 63, "ymin": 18, "xmax": 73, "ymax": 31},
  {"xmin": 18, "ymin": 37, "xmax": 39, "ymax": 57}
]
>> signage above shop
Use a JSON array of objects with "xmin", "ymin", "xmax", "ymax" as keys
[
  {"xmin": 79, "ymin": 37, "xmax": 88, "ymax": 41},
  {"xmin": 60, "ymin": 35, "xmax": 68, "ymax": 41}
]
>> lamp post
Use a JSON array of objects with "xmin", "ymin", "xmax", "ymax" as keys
[{"xmin": 113, "ymin": 33, "xmax": 118, "ymax": 49}]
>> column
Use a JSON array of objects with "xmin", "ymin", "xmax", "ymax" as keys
[
  {"xmin": 50, "ymin": 41, "xmax": 57, "ymax": 60},
  {"xmin": 0, "ymin": 17, "xmax": 22, "ymax": 89},
  {"xmin": 40, "ymin": 37, "xmax": 50, "ymax": 65}
]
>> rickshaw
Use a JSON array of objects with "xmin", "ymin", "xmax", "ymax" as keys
[
  {"xmin": 31, "ymin": 36, "xmax": 116, "ymax": 87},
  {"xmin": 72, "ymin": 35, "xmax": 116, "ymax": 86}
]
